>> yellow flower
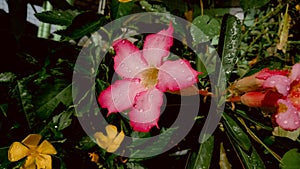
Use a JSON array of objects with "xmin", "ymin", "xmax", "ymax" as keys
[
  {"xmin": 94, "ymin": 125, "xmax": 125, "ymax": 153},
  {"xmin": 8, "ymin": 134, "xmax": 57, "ymax": 169},
  {"xmin": 119, "ymin": 0, "xmax": 132, "ymax": 3}
]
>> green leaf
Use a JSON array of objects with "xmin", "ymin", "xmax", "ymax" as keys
[
  {"xmin": 242, "ymin": 56, "xmax": 286, "ymax": 77},
  {"xmin": 0, "ymin": 104, "xmax": 8, "ymax": 117},
  {"xmin": 126, "ymin": 162, "xmax": 146, "ymax": 169},
  {"xmin": 186, "ymin": 135, "xmax": 214, "ymax": 169},
  {"xmin": 130, "ymin": 127, "xmax": 178, "ymax": 159},
  {"xmin": 35, "ymin": 9, "xmax": 81, "ymax": 26},
  {"xmin": 52, "ymin": 109, "xmax": 73, "ymax": 130},
  {"xmin": 280, "ymin": 149, "xmax": 300, "ymax": 169},
  {"xmin": 0, "ymin": 72, "xmax": 16, "ymax": 83},
  {"xmin": 16, "ymin": 79, "xmax": 36, "ymax": 128},
  {"xmin": 56, "ymin": 12, "xmax": 106, "ymax": 40},
  {"xmin": 217, "ymin": 14, "xmax": 242, "ymax": 79},
  {"xmin": 36, "ymin": 84, "xmax": 72, "ymax": 120},
  {"xmin": 0, "ymin": 147, "xmax": 10, "ymax": 169},
  {"xmin": 272, "ymin": 127, "xmax": 300, "ymax": 141},
  {"xmin": 222, "ymin": 113, "xmax": 251, "ymax": 152},
  {"xmin": 111, "ymin": 0, "xmax": 135, "ymax": 20},
  {"xmin": 233, "ymin": 141, "xmax": 266, "ymax": 169},
  {"xmin": 240, "ymin": 0, "xmax": 270, "ymax": 11},
  {"xmin": 191, "ymin": 15, "xmax": 221, "ymax": 44}
]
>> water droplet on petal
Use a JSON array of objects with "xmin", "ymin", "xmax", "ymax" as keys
[
  {"xmin": 270, "ymin": 80, "xmax": 275, "ymax": 84},
  {"xmin": 275, "ymin": 115, "xmax": 279, "ymax": 118},
  {"xmin": 121, "ymin": 40, "xmax": 125, "ymax": 44},
  {"xmin": 182, "ymin": 70, "xmax": 185, "ymax": 73},
  {"xmin": 139, "ymin": 109, "xmax": 144, "ymax": 112},
  {"xmin": 120, "ymin": 63, "xmax": 125, "ymax": 67},
  {"xmin": 187, "ymin": 76, "xmax": 193, "ymax": 81},
  {"xmin": 180, "ymin": 61, "xmax": 184, "ymax": 65},
  {"xmin": 283, "ymin": 120, "xmax": 288, "ymax": 124}
]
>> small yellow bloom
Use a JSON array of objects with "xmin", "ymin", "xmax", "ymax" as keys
[
  {"xmin": 119, "ymin": 0, "xmax": 132, "ymax": 3},
  {"xmin": 88, "ymin": 152, "xmax": 100, "ymax": 164},
  {"xmin": 94, "ymin": 125, "xmax": 125, "ymax": 153},
  {"xmin": 8, "ymin": 134, "xmax": 57, "ymax": 169}
]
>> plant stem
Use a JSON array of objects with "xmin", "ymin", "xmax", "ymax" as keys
[{"xmin": 237, "ymin": 117, "xmax": 282, "ymax": 162}]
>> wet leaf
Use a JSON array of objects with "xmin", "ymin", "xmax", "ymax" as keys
[
  {"xmin": 222, "ymin": 113, "xmax": 251, "ymax": 152},
  {"xmin": 217, "ymin": 14, "xmax": 242, "ymax": 79},
  {"xmin": 52, "ymin": 109, "xmax": 73, "ymax": 131},
  {"xmin": 233, "ymin": 141, "xmax": 266, "ymax": 169}
]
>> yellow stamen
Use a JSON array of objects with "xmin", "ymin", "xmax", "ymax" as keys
[{"xmin": 140, "ymin": 68, "xmax": 159, "ymax": 88}]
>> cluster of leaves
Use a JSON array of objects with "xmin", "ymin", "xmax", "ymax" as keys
[{"xmin": 1, "ymin": 0, "xmax": 300, "ymax": 169}]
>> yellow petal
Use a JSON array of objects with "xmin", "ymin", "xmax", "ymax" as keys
[
  {"xmin": 106, "ymin": 131, "xmax": 125, "ymax": 153},
  {"xmin": 8, "ymin": 142, "xmax": 29, "ymax": 162},
  {"xmin": 36, "ymin": 154, "xmax": 52, "ymax": 169},
  {"xmin": 105, "ymin": 125, "xmax": 118, "ymax": 139},
  {"xmin": 22, "ymin": 155, "xmax": 36, "ymax": 169},
  {"xmin": 22, "ymin": 134, "xmax": 42, "ymax": 148},
  {"xmin": 94, "ymin": 132, "xmax": 109, "ymax": 149},
  {"xmin": 119, "ymin": 0, "xmax": 132, "ymax": 3},
  {"xmin": 36, "ymin": 140, "xmax": 57, "ymax": 155}
]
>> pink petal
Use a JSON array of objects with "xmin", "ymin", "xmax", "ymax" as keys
[
  {"xmin": 275, "ymin": 99, "xmax": 300, "ymax": 131},
  {"xmin": 256, "ymin": 68, "xmax": 289, "ymax": 80},
  {"xmin": 98, "ymin": 79, "xmax": 145, "ymax": 114},
  {"xmin": 263, "ymin": 75, "xmax": 291, "ymax": 96},
  {"xmin": 113, "ymin": 39, "xmax": 148, "ymax": 78},
  {"xmin": 142, "ymin": 23, "xmax": 174, "ymax": 67},
  {"xmin": 290, "ymin": 63, "xmax": 300, "ymax": 81},
  {"xmin": 156, "ymin": 59, "xmax": 200, "ymax": 92},
  {"xmin": 129, "ymin": 88, "xmax": 163, "ymax": 132}
]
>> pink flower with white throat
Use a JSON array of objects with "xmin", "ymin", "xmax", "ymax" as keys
[{"xmin": 98, "ymin": 23, "xmax": 200, "ymax": 132}]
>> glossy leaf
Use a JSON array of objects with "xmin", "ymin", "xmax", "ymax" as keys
[
  {"xmin": 217, "ymin": 14, "xmax": 242, "ymax": 79},
  {"xmin": 222, "ymin": 113, "xmax": 251, "ymax": 152},
  {"xmin": 35, "ymin": 9, "xmax": 81, "ymax": 26},
  {"xmin": 280, "ymin": 149, "xmax": 300, "ymax": 169},
  {"xmin": 187, "ymin": 135, "xmax": 214, "ymax": 169},
  {"xmin": 233, "ymin": 141, "xmax": 266, "ymax": 169}
]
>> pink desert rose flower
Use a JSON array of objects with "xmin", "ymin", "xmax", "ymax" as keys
[
  {"xmin": 98, "ymin": 23, "xmax": 200, "ymax": 132},
  {"xmin": 238, "ymin": 63, "xmax": 300, "ymax": 130}
]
